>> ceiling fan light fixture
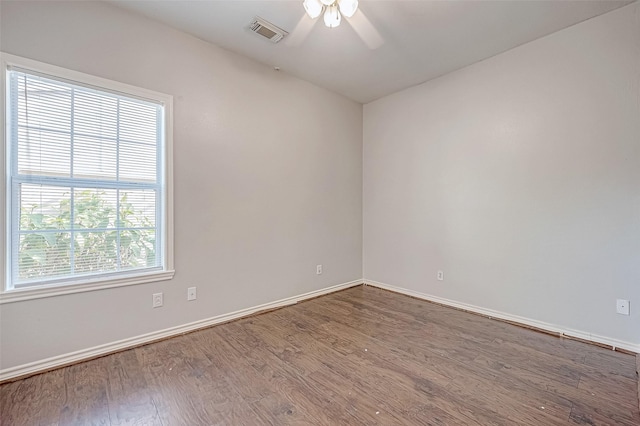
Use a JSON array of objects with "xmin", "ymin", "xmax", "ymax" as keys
[
  {"xmin": 338, "ymin": 0, "xmax": 358, "ymax": 18},
  {"xmin": 303, "ymin": 0, "xmax": 323, "ymax": 19},
  {"xmin": 302, "ymin": 0, "xmax": 358, "ymax": 28},
  {"xmin": 323, "ymin": 3, "xmax": 341, "ymax": 28}
]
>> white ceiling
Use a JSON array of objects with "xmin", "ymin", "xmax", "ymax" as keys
[{"xmin": 111, "ymin": 0, "xmax": 632, "ymax": 103}]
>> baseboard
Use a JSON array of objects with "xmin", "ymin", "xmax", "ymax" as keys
[
  {"xmin": 0, "ymin": 279, "xmax": 363, "ymax": 383},
  {"xmin": 364, "ymin": 279, "xmax": 640, "ymax": 354}
]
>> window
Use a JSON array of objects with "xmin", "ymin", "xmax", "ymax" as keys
[{"xmin": 1, "ymin": 53, "xmax": 173, "ymax": 301}]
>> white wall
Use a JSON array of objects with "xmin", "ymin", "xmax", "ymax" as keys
[
  {"xmin": 364, "ymin": 3, "xmax": 640, "ymax": 346},
  {"xmin": 0, "ymin": 1, "xmax": 363, "ymax": 370}
]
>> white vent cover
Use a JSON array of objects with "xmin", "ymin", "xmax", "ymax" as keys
[{"xmin": 249, "ymin": 17, "xmax": 288, "ymax": 43}]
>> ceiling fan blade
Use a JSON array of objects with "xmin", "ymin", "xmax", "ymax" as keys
[
  {"xmin": 348, "ymin": 9, "xmax": 384, "ymax": 50},
  {"xmin": 285, "ymin": 14, "xmax": 318, "ymax": 47}
]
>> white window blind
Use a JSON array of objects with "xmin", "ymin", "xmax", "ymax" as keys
[{"xmin": 7, "ymin": 68, "xmax": 165, "ymax": 289}]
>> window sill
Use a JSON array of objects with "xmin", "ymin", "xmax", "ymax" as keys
[{"xmin": 0, "ymin": 270, "xmax": 175, "ymax": 304}]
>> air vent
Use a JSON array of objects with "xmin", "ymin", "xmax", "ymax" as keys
[{"xmin": 249, "ymin": 17, "xmax": 288, "ymax": 43}]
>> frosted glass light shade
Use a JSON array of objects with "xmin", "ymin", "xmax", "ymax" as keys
[
  {"xmin": 338, "ymin": 0, "xmax": 358, "ymax": 18},
  {"xmin": 320, "ymin": 0, "xmax": 335, "ymax": 5},
  {"xmin": 303, "ymin": 0, "xmax": 323, "ymax": 19},
  {"xmin": 324, "ymin": 3, "xmax": 341, "ymax": 27}
]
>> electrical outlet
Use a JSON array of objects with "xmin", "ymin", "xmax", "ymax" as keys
[
  {"xmin": 152, "ymin": 293, "xmax": 163, "ymax": 308},
  {"xmin": 316, "ymin": 264, "xmax": 323, "ymax": 275},
  {"xmin": 616, "ymin": 299, "xmax": 630, "ymax": 315},
  {"xmin": 187, "ymin": 287, "xmax": 197, "ymax": 301},
  {"xmin": 437, "ymin": 270, "xmax": 444, "ymax": 281}
]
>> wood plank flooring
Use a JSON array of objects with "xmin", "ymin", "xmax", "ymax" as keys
[{"xmin": 1, "ymin": 285, "xmax": 638, "ymax": 425}]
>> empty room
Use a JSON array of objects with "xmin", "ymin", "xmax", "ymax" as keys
[{"xmin": 0, "ymin": 0, "xmax": 639, "ymax": 424}]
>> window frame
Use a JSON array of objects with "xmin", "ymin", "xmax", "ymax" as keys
[{"xmin": 0, "ymin": 53, "xmax": 174, "ymax": 303}]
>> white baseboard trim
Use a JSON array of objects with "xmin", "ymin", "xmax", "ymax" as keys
[
  {"xmin": 364, "ymin": 279, "xmax": 640, "ymax": 354},
  {"xmin": 0, "ymin": 279, "xmax": 363, "ymax": 383}
]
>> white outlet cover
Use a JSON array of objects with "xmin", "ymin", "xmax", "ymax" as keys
[
  {"xmin": 153, "ymin": 292, "xmax": 163, "ymax": 308},
  {"xmin": 188, "ymin": 287, "xmax": 197, "ymax": 301},
  {"xmin": 316, "ymin": 265, "xmax": 322, "ymax": 275},
  {"xmin": 616, "ymin": 299, "xmax": 630, "ymax": 315},
  {"xmin": 437, "ymin": 270, "xmax": 444, "ymax": 281}
]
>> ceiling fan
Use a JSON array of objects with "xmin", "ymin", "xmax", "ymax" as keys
[{"xmin": 285, "ymin": 0, "xmax": 384, "ymax": 50}]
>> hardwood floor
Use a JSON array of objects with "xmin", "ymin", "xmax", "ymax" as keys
[
  {"xmin": 1, "ymin": 285, "xmax": 638, "ymax": 425},
  {"xmin": 637, "ymin": 355, "xmax": 640, "ymax": 410}
]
